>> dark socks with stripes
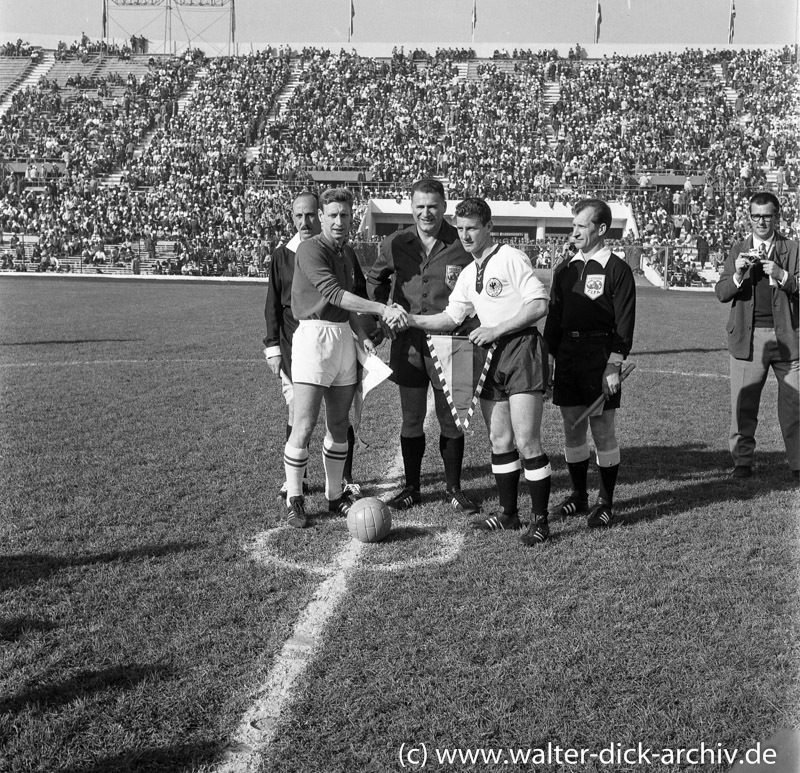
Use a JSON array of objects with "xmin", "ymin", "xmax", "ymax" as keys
[
  {"xmin": 492, "ymin": 450, "xmax": 521, "ymax": 515},
  {"xmin": 523, "ymin": 454, "xmax": 552, "ymax": 517}
]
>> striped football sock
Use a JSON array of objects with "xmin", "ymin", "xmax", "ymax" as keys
[
  {"xmin": 283, "ymin": 443, "xmax": 308, "ymax": 500},
  {"xmin": 492, "ymin": 450, "xmax": 521, "ymax": 515},
  {"xmin": 523, "ymin": 454, "xmax": 552, "ymax": 517},
  {"xmin": 323, "ymin": 438, "xmax": 349, "ymax": 500}
]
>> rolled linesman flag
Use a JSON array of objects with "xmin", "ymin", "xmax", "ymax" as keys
[
  {"xmin": 570, "ymin": 363, "xmax": 636, "ymax": 429},
  {"xmin": 351, "ymin": 341, "xmax": 393, "ymax": 448},
  {"xmin": 427, "ymin": 335, "xmax": 495, "ymax": 432}
]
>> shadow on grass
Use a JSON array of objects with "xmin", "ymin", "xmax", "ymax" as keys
[
  {"xmin": 383, "ymin": 524, "xmax": 447, "ymax": 543},
  {"xmin": 0, "ymin": 541, "xmax": 206, "ymax": 592},
  {"xmin": 0, "ymin": 662, "xmax": 174, "ymax": 714},
  {"xmin": 58, "ymin": 742, "xmax": 220, "ymax": 773},
  {"xmin": 412, "ymin": 444, "xmax": 796, "ymax": 527},
  {"xmin": 618, "ymin": 444, "xmax": 797, "ymax": 526},
  {"xmin": 0, "ymin": 616, "xmax": 58, "ymax": 641}
]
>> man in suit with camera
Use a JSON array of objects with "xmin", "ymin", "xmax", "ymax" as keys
[{"xmin": 715, "ymin": 191, "xmax": 799, "ymax": 480}]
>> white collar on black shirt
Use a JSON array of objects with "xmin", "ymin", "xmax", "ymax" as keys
[
  {"xmin": 287, "ymin": 232, "xmax": 302, "ymax": 253},
  {"xmin": 569, "ymin": 245, "xmax": 612, "ymax": 268}
]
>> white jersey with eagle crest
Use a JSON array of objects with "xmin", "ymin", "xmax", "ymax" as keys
[{"xmin": 443, "ymin": 243, "xmax": 548, "ymax": 327}]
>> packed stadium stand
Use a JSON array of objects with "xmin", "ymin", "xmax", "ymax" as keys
[{"xmin": 1, "ymin": 37, "xmax": 797, "ymax": 284}]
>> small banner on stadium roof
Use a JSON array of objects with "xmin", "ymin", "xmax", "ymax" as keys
[{"xmin": 427, "ymin": 335, "xmax": 494, "ymax": 432}]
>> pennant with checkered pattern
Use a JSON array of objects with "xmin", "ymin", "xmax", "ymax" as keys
[{"xmin": 427, "ymin": 335, "xmax": 494, "ymax": 432}]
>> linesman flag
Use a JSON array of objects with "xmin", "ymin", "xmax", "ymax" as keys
[
  {"xmin": 427, "ymin": 335, "xmax": 494, "ymax": 432},
  {"xmin": 594, "ymin": 0, "xmax": 602, "ymax": 44},
  {"xmin": 728, "ymin": 0, "xmax": 735, "ymax": 44}
]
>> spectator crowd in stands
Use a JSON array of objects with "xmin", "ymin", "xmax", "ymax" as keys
[{"xmin": 0, "ymin": 37, "xmax": 798, "ymax": 277}]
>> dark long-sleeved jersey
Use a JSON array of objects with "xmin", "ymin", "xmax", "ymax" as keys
[
  {"xmin": 544, "ymin": 248, "xmax": 636, "ymax": 359},
  {"xmin": 366, "ymin": 220, "xmax": 472, "ymax": 315},
  {"xmin": 265, "ymin": 233, "xmax": 366, "ymax": 372}
]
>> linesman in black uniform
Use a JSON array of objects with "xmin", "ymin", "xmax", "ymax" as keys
[
  {"xmin": 544, "ymin": 199, "xmax": 636, "ymax": 528},
  {"xmin": 366, "ymin": 178, "xmax": 480, "ymax": 514}
]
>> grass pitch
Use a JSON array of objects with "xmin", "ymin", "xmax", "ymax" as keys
[{"xmin": 1, "ymin": 275, "xmax": 798, "ymax": 773}]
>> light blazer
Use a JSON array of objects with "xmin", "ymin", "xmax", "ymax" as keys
[{"xmin": 715, "ymin": 233, "xmax": 799, "ymax": 361}]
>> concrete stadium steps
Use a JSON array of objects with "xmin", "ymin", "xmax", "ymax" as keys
[
  {"xmin": 96, "ymin": 66, "xmax": 207, "ymax": 189},
  {"xmin": 542, "ymin": 80, "xmax": 561, "ymax": 148},
  {"xmin": 175, "ymin": 65, "xmax": 207, "ymax": 115},
  {"xmin": 269, "ymin": 57, "xmax": 302, "ymax": 121},
  {"xmin": 93, "ymin": 54, "xmax": 152, "ymax": 83},
  {"xmin": 247, "ymin": 58, "xmax": 302, "ymax": 162},
  {"xmin": 45, "ymin": 54, "xmax": 105, "ymax": 88},
  {"xmin": 706, "ymin": 62, "xmax": 741, "ymax": 107},
  {"xmin": 0, "ymin": 57, "xmax": 36, "ymax": 105},
  {"xmin": 0, "ymin": 52, "xmax": 55, "ymax": 119}
]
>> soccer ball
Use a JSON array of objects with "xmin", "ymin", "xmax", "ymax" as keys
[{"xmin": 347, "ymin": 497, "xmax": 392, "ymax": 543}]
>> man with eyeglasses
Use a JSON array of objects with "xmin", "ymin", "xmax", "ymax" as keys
[{"xmin": 715, "ymin": 191, "xmax": 799, "ymax": 480}]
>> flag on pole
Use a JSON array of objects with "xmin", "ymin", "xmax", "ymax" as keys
[
  {"xmin": 728, "ymin": 0, "xmax": 736, "ymax": 44},
  {"xmin": 349, "ymin": 0, "xmax": 355, "ymax": 41},
  {"xmin": 102, "ymin": 0, "xmax": 108, "ymax": 38},
  {"xmin": 427, "ymin": 335, "xmax": 494, "ymax": 432},
  {"xmin": 471, "ymin": 0, "xmax": 477, "ymax": 38},
  {"xmin": 594, "ymin": 1, "xmax": 602, "ymax": 44}
]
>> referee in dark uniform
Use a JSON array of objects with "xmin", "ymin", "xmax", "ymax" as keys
[
  {"xmin": 544, "ymin": 199, "xmax": 636, "ymax": 528},
  {"xmin": 366, "ymin": 178, "xmax": 480, "ymax": 514}
]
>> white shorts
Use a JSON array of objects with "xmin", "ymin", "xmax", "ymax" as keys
[{"xmin": 291, "ymin": 320, "xmax": 358, "ymax": 388}]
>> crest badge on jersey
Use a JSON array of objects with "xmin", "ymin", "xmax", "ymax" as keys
[
  {"xmin": 486, "ymin": 277, "xmax": 503, "ymax": 297},
  {"xmin": 584, "ymin": 274, "xmax": 605, "ymax": 300},
  {"xmin": 445, "ymin": 264, "xmax": 463, "ymax": 290}
]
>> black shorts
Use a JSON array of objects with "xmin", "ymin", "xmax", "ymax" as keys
[
  {"xmin": 553, "ymin": 337, "xmax": 621, "ymax": 410},
  {"xmin": 280, "ymin": 336, "xmax": 293, "ymax": 381},
  {"xmin": 481, "ymin": 328, "xmax": 549, "ymax": 402},
  {"xmin": 389, "ymin": 328, "xmax": 442, "ymax": 389}
]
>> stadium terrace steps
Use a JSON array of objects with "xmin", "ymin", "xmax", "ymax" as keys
[
  {"xmin": 94, "ymin": 54, "xmax": 152, "ymax": 83},
  {"xmin": 269, "ymin": 57, "xmax": 302, "ymax": 121},
  {"xmin": 710, "ymin": 62, "xmax": 741, "ymax": 114},
  {"xmin": 542, "ymin": 81, "xmax": 561, "ymax": 148},
  {"xmin": 247, "ymin": 58, "xmax": 302, "ymax": 162},
  {"xmin": 0, "ymin": 51, "xmax": 54, "ymax": 119},
  {"xmin": 0, "ymin": 57, "xmax": 35, "ymax": 105},
  {"xmin": 46, "ymin": 54, "xmax": 105, "ymax": 88},
  {"xmin": 97, "ymin": 66, "xmax": 208, "ymax": 189}
]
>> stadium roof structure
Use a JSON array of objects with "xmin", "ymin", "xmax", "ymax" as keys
[{"xmin": 359, "ymin": 198, "xmax": 637, "ymax": 240}]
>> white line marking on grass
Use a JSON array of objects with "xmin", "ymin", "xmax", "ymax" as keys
[
  {"xmin": 216, "ymin": 393, "xmax": 428, "ymax": 772},
  {"xmin": 216, "ymin": 538, "xmax": 364, "ymax": 773},
  {"xmin": 0, "ymin": 358, "xmax": 261, "ymax": 368},
  {"xmin": 370, "ymin": 522, "xmax": 465, "ymax": 573},
  {"xmin": 636, "ymin": 367, "xmax": 727, "ymax": 380}
]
